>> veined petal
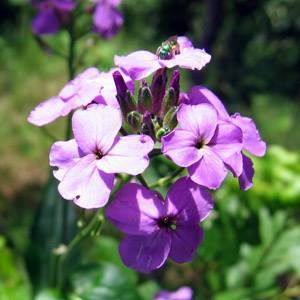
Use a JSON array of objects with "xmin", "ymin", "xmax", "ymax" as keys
[
  {"xmin": 169, "ymin": 226, "xmax": 204, "ymax": 263},
  {"xmin": 238, "ymin": 153, "xmax": 254, "ymax": 191},
  {"xmin": 72, "ymin": 104, "xmax": 122, "ymax": 155},
  {"xmin": 49, "ymin": 139, "xmax": 81, "ymax": 181},
  {"xmin": 177, "ymin": 104, "xmax": 218, "ymax": 143},
  {"xmin": 188, "ymin": 149, "xmax": 227, "ymax": 189},
  {"xmin": 209, "ymin": 122, "xmax": 243, "ymax": 159},
  {"xmin": 187, "ymin": 86, "xmax": 231, "ymax": 121},
  {"xmin": 231, "ymin": 113, "xmax": 266, "ymax": 157},
  {"xmin": 58, "ymin": 155, "xmax": 114, "ymax": 209},
  {"xmin": 119, "ymin": 232, "xmax": 171, "ymax": 273},
  {"xmin": 27, "ymin": 96, "xmax": 66, "ymax": 126},
  {"xmin": 166, "ymin": 177, "xmax": 214, "ymax": 224},
  {"xmin": 162, "ymin": 129, "xmax": 201, "ymax": 167},
  {"xmin": 97, "ymin": 135, "xmax": 154, "ymax": 175},
  {"xmin": 114, "ymin": 51, "xmax": 161, "ymax": 80},
  {"xmin": 106, "ymin": 183, "xmax": 167, "ymax": 235}
]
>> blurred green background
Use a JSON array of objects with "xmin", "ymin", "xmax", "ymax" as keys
[{"xmin": 0, "ymin": 0, "xmax": 300, "ymax": 299}]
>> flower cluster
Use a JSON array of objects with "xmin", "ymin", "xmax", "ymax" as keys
[
  {"xmin": 31, "ymin": 0, "xmax": 123, "ymax": 39},
  {"xmin": 28, "ymin": 36, "xmax": 266, "ymax": 273}
]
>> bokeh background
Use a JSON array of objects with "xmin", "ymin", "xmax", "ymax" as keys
[{"xmin": 1, "ymin": 0, "xmax": 300, "ymax": 299}]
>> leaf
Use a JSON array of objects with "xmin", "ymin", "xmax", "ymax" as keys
[
  {"xmin": 25, "ymin": 173, "xmax": 78, "ymax": 292},
  {"xmin": 258, "ymin": 207, "xmax": 273, "ymax": 247},
  {"xmin": 34, "ymin": 289, "xmax": 65, "ymax": 300},
  {"xmin": 68, "ymin": 262, "xmax": 142, "ymax": 300},
  {"xmin": 137, "ymin": 281, "xmax": 160, "ymax": 300}
]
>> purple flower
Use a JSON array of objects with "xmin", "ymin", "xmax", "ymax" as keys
[
  {"xmin": 154, "ymin": 286, "xmax": 193, "ymax": 300},
  {"xmin": 162, "ymin": 104, "xmax": 243, "ymax": 189},
  {"xmin": 186, "ymin": 86, "xmax": 267, "ymax": 190},
  {"xmin": 114, "ymin": 36, "xmax": 211, "ymax": 80},
  {"xmin": 31, "ymin": 0, "xmax": 76, "ymax": 35},
  {"xmin": 92, "ymin": 0, "xmax": 123, "ymax": 39},
  {"xmin": 49, "ymin": 104, "xmax": 154, "ymax": 209},
  {"xmin": 27, "ymin": 67, "xmax": 134, "ymax": 126},
  {"xmin": 106, "ymin": 176, "xmax": 214, "ymax": 273}
]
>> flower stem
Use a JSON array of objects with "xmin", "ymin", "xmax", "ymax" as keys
[{"xmin": 149, "ymin": 167, "xmax": 185, "ymax": 189}]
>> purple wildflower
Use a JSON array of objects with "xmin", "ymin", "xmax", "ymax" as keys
[
  {"xmin": 154, "ymin": 286, "xmax": 193, "ymax": 300},
  {"xmin": 27, "ymin": 67, "xmax": 134, "ymax": 126},
  {"xmin": 162, "ymin": 104, "xmax": 243, "ymax": 189},
  {"xmin": 31, "ymin": 0, "xmax": 76, "ymax": 35},
  {"xmin": 106, "ymin": 176, "xmax": 214, "ymax": 273},
  {"xmin": 186, "ymin": 86, "xmax": 267, "ymax": 190},
  {"xmin": 114, "ymin": 36, "xmax": 211, "ymax": 80},
  {"xmin": 91, "ymin": 0, "xmax": 123, "ymax": 39},
  {"xmin": 49, "ymin": 104, "xmax": 154, "ymax": 209}
]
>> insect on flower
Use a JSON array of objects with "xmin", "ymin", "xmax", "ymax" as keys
[{"xmin": 156, "ymin": 36, "xmax": 180, "ymax": 60}]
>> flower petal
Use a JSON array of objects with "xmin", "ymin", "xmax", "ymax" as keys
[
  {"xmin": 97, "ymin": 135, "xmax": 154, "ymax": 175},
  {"xmin": 187, "ymin": 86, "xmax": 231, "ymax": 121},
  {"xmin": 114, "ymin": 51, "xmax": 161, "ymax": 80},
  {"xmin": 224, "ymin": 151, "xmax": 243, "ymax": 177},
  {"xmin": 231, "ymin": 113, "xmax": 266, "ymax": 157},
  {"xmin": 162, "ymin": 129, "xmax": 201, "ymax": 167},
  {"xmin": 49, "ymin": 139, "xmax": 82, "ymax": 181},
  {"xmin": 188, "ymin": 148, "xmax": 227, "ymax": 189},
  {"xmin": 177, "ymin": 104, "xmax": 218, "ymax": 143},
  {"xmin": 166, "ymin": 177, "xmax": 214, "ymax": 224},
  {"xmin": 106, "ymin": 183, "xmax": 167, "ymax": 235},
  {"xmin": 27, "ymin": 96, "xmax": 66, "ymax": 126},
  {"xmin": 238, "ymin": 153, "xmax": 254, "ymax": 191},
  {"xmin": 119, "ymin": 232, "xmax": 171, "ymax": 273},
  {"xmin": 209, "ymin": 122, "xmax": 243, "ymax": 159},
  {"xmin": 169, "ymin": 226, "xmax": 204, "ymax": 263},
  {"xmin": 72, "ymin": 104, "xmax": 121, "ymax": 155},
  {"xmin": 31, "ymin": 8, "xmax": 59, "ymax": 35},
  {"xmin": 58, "ymin": 155, "xmax": 114, "ymax": 209}
]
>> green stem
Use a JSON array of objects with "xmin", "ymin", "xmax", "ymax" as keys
[
  {"xmin": 55, "ymin": 209, "xmax": 105, "ymax": 290},
  {"xmin": 149, "ymin": 167, "xmax": 185, "ymax": 189}
]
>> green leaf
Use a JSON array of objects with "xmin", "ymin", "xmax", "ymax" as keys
[
  {"xmin": 25, "ymin": 173, "xmax": 78, "ymax": 292},
  {"xmin": 68, "ymin": 262, "xmax": 142, "ymax": 300},
  {"xmin": 258, "ymin": 207, "xmax": 273, "ymax": 246},
  {"xmin": 137, "ymin": 281, "xmax": 160, "ymax": 300}
]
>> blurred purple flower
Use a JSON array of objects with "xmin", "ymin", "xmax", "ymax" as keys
[
  {"xmin": 162, "ymin": 103, "xmax": 243, "ymax": 189},
  {"xmin": 185, "ymin": 86, "xmax": 267, "ymax": 190},
  {"xmin": 106, "ymin": 176, "xmax": 214, "ymax": 273},
  {"xmin": 114, "ymin": 36, "xmax": 211, "ymax": 80},
  {"xmin": 31, "ymin": 0, "xmax": 76, "ymax": 35},
  {"xmin": 154, "ymin": 286, "xmax": 193, "ymax": 300},
  {"xmin": 91, "ymin": 0, "xmax": 123, "ymax": 39},
  {"xmin": 27, "ymin": 67, "xmax": 134, "ymax": 126},
  {"xmin": 49, "ymin": 104, "xmax": 154, "ymax": 209}
]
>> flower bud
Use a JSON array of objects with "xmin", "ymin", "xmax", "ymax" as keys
[
  {"xmin": 156, "ymin": 127, "xmax": 171, "ymax": 141},
  {"xmin": 138, "ymin": 80, "xmax": 153, "ymax": 114},
  {"xmin": 127, "ymin": 111, "xmax": 143, "ymax": 132},
  {"xmin": 163, "ymin": 106, "xmax": 178, "ymax": 131},
  {"xmin": 151, "ymin": 68, "xmax": 167, "ymax": 114},
  {"xmin": 113, "ymin": 70, "xmax": 137, "ymax": 117},
  {"xmin": 141, "ymin": 111, "xmax": 156, "ymax": 141}
]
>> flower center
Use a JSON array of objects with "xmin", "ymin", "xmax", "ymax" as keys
[
  {"xmin": 195, "ymin": 141, "xmax": 203, "ymax": 149},
  {"xmin": 157, "ymin": 216, "xmax": 177, "ymax": 230},
  {"xmin": 95, "ymin": 150, "xmax": 104, "ymax": 160}
]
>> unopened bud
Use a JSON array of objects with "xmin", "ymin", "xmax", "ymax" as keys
[
  {"xmin": 127, "ymin": 111, "xmax": 143, "ymax": 132},
  {"xmin": 113, "ymin": 71, "xmax": 137, "ymax": 117},
  {"xmin": 151, "ymin": 68, "xmax": 167, "ymax": 114},
  {"xmin": 163, "ymin": 106, "xmax": 178, "ymax": 131},
  {"xmin": 159, "ymin": 87, "xmax": 175, "ymax": 119},
  {"xmin": 138, "ymin": 81, "xmax": 153, "ymax": 114},
  {"xmin": 141, "ymin": 111, "xmax": 156, "ymax": 141},
  {"xmin": 156, "ymin": 127, "xmax": 171, "ymax": 141}
]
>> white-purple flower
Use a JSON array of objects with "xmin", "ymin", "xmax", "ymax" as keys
[
  {"xmin": 106, "ymin": 176, "xmax": 214, "ymax": 273},
  {"xmin": 186, "ymin": 86, "xmax": 267, "ymax": 190},
  {"xmin": 27, "ymin": 67, "xmax": 134, "ymax": 126},
  {"xmin": 31, "ymin": 0, "xmax": 76, "ymax": 35},
  {"xmin": 114, "ymin": 36, "xmax": 211, "ymax": 80},
  {"xmin": 49, "ymin": 104, "xmax": 154, "ymax": 209},
  {"xmin": 162, "ymin": 104, "xmax": 243, "ymax": 189},
  {"xmin": 154, "ymin": 286, "xmax": 193, "ymax": 300},
  {"xmin": 91, "ymin": 0, "xmax": 123, "ymax": 39}
]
